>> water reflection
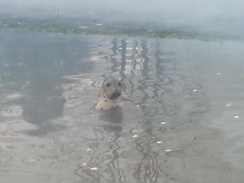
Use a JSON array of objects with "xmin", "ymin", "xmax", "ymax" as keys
[
  {"xmin": 141, "ymin": 40, "xmax": 149, "ymax": 77},
  {"xmin": 119, "ymin": 39, "xmax": 127, "ymax": 80},
  {"xmin": 111, "ymin": 39, "xmax": 119, "ymax": 73}
]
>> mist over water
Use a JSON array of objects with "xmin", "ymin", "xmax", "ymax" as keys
[{"xmin": 1, "ymin": 0, "xmax": 244, "ymax": 37}]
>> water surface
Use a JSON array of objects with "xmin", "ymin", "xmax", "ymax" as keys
[{"xmin": 0, "ymin": 29, "xmax": 244, "ymax": 183}]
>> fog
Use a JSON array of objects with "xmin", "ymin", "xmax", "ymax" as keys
[{"xmin": 1, "ymin": 0, "xmax": 244, "ymax": 37}]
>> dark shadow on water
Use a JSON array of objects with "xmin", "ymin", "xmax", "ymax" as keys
[
  {"xmin": 0, "ymin": 30, "xmax": 91, "ymax": 136},
  {"xmin": 99, "ymin": 108, "xmax": 123, "ymax": 134},
  {"xmin": 21, "ymin": 77, "xmax": 67, "ymax": 136},
  {"xmin": 99, "ymin": 108, "xmax": 123, "ymax": 124}
]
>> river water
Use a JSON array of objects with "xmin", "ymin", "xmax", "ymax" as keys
[{"xmin": 0, "ymin": 29, "xmax": 244, "ymax": 183}]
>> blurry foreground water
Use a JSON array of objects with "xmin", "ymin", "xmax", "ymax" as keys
[{"xmin": 0, "ymin": 29, "xmax": 244, "ymax": 183}]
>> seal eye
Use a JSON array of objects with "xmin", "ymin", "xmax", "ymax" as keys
[
  {"xmin": 106, "ymin": 83, "xmax": 111, "ymax": 87},
  {"xmin": 118, "ymin": 82, "xmax": 121, "ymax": 86}
]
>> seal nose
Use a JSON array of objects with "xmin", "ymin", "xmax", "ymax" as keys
[{"xmin": 111, "ymin": 90, "xmax": 121, "ymax": 99}]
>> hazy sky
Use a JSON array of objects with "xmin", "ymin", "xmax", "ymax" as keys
[{"xmin": 0, "ymin": 0, "xmax": 243, "ymax": 36}]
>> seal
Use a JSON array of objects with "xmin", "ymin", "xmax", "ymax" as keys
[{"xmin": 96, "ymin": 77, "xmax": 124, "ymax": 110}]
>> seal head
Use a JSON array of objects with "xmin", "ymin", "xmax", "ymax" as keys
[{"xmin": 96, "ymin": 77, "xmax": 124, "ymax": 110}]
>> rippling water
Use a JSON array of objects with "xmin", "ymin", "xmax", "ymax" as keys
[{"xmin": 0, "ymin": 29, "xmax": 244, "ymax": 183}]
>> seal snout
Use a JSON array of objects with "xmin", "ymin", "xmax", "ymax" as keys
[{"xmin": 110, "ymin": 90, "xmax": 122, "ymax": 99}]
